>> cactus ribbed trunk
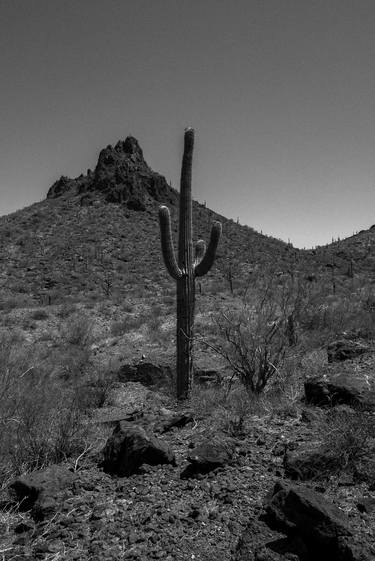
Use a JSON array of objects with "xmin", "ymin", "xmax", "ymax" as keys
[
  {"xmin": 159, "ymin": 128, "xmax": 222, "ymax": 400},
  {"xmin": 176, "ymin": 130, "xmax": 195, "ymax": 399}
]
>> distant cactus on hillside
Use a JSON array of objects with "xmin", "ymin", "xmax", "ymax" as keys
[{"xmin": 159, "ymin": 128, "xmax": 222, "ymax": 400}]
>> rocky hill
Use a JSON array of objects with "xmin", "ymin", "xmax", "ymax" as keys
[
  {"xmin": 0, "ymin": 136, "xmax": 295, "ymax": 306},
  {"xmin": 1, "ymin": 135, "xmax": 374, "ymax": 308}
]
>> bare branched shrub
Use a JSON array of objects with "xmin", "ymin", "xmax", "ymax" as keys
[
  {"xmin": 212, "ymin": 308, "xmax": 287, "ymax": 393},
  {"xmin": 110, "ymin": 310, "xmax": 147, "ymax": 336}
]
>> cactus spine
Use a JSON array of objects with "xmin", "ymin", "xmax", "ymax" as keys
[{"xmin": 159, "ymin": 128, "xmax": 222, "ymax": 400}]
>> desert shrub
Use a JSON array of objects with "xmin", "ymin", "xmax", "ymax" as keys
[
  {"xmin": 217, "ymin": 388, "xmax": 255, "ymax": 436},
  {"xmin": 110, "ymin": 318, "xmax": 128, "ymax": 336},
  {"xmin": 190, "ymin": 383, "xmax": 265, "ymax": 436},
  {"xmin": 110, "ymin": 314, "xmax": 145, "ymax": 336},
  {"xmin": 59, "ymin": 312, "xmax": 94, "ymax": 348},
  {"xmin": 130, "ymin": 285, "xmax": 147, "ymax": 298},
  {"xmin": 30, "ymin": 308, "xmax": 49, "ymax": 321},
  {"xmin": 205, "ymin": 306, "xmax": 288, "ymax": 394},
  {"xmin": 299, "ymin": 287, "xmax": 375, "ymax": 343},
  {"xmin": 0, "ymin": 332, "xmax": 89, "ymax": 485},
  {"xmin": 55, "ymin": 302, "xmax": 77, "ymax": 319},
  {"xmin": 0, "ymin": 296, "xmax": 28, "ymax": 311},
  {"xmin": 300, "ymin": 349, "xmax": 327, "ymax": 379},
  {"xmin": 189, "ymin": 384, "xmax": 229, "ymax": 418},
  {"xmin": 122, "ymin": 302, "xmax": 135, "ymax": 313},
  {"xmin": 318, "ymin": 407, "xmax": 375, "ymax": 472},
  {"xmin": 147, "ymin": 305, "xmax": 163, "ymax": 339}
]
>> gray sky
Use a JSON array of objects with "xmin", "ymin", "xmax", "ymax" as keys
[{"xmin": 1, "ymin": 0, "xmax": 375, "ymax": 248}]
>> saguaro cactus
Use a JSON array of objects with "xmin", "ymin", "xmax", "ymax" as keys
[{"xmin": 159, "ymin": 128, "xmax": 222, "ymax": 400}]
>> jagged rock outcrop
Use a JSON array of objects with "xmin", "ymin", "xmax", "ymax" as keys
[{"xmin": 47, "ymin": 136, "xmax": 178, "ymax": 210}]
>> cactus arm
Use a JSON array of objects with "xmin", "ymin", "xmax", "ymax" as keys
[
  {"xmin": 195, "ymin": 221, "xmax": 222, "ymax": 277},
  {"xmin": 159, "ymin": 205, "xmax": 183, "ymax": 280},
  {"xmin": 194, "ymin": 240, "xmax": 206, "ymax": 266}
]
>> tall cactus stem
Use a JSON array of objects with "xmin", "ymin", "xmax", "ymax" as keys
[{"xmin": 159, "ymin": 128, "xmax": 221, "ymax": 400}]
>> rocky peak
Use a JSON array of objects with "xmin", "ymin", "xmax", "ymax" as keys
[
  {"xmin": 117, "ymin": 136, "xmax": 144, "ymax": 157},
  {"xmin": 47, "ymin": 136, "xmax": 178, "ymax": 210},
  {"xmin": 96, "ymin": 136, "xmax": 149, "ymax": 173}
]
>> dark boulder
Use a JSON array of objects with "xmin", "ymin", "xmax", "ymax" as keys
[
  {"xmin": 356, "ymin": 496, "xmax": 375, "ymax": 514},
  {"xmin": 99, "ymin": 423, "xmax": 176, "ymax": 476},
  {"xmin": 235, "ymin": 518, "xmax": 304, "ymax": 561},
  {"xmin": 118, "ymin": 362, "xmax": 174, "ymax": 389},
  {"xmin": 180, "ymin": 438, "xmax": 235, "ymax": 479},
  {"xmin": 9, "ymin": 465, "xmax": 76, "ymax": 520},
  {"xmin": 263, "ymin": 480, "xmax": 371, "ymax": 560},
  {"xmin": 304, "ymin": 371, "xmax": 375, "ymax": 411},
  {"xmin": 284, "ymin": 446, "xmax": 342, "ymax": 481},
  {"xmin": 327, "ymin": 340, "xmax": 370, "ymax": 363}
]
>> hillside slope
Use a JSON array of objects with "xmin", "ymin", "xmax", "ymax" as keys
[{"xmin": 0, "ymin": 137, "xmax": 298, "ymax": 306}]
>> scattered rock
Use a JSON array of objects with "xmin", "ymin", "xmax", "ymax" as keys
[
  {"xmin": 103, "ymin": 381, "xmax": 166, "ymax": 411},
  {"xmin": 90, "ymin": 406, "xmax": 144, "ymax": 424},
  {"xmin": 327, "ymin": 340, "xmax": 370, "ymax": 363},
  {"xmin": 284, "ymin": 446, "xmax": 342, "ymax": 481},
  {"xmin": 9, "ymin": 465, "xmax": 76, "ymax": 520},
  {"xmin": 99, "ymin": 423, "xmax": 176, "ymax": 476},
  {"xmin": 118, "ymin": 363, "xmax": 174, "ymax": 389},
  {"xmin": 304, "ymin": 371, "xmax": 375, "ymax": 411},
  {"xmin": 180, "ymin": 438, "xmax": 235, "ymax": 479},
  {"xmin": 155, "ymin": 411, "xmax": 194, "ymax": 434}
]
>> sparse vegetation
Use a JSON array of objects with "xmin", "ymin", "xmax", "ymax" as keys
[
  {"xmin": 0, "ymin": 331, "xmax": 87, "ymax": 485},
  {"xmin": 318, "ymin": 406, "xmax": 375, "ymax": 473}
]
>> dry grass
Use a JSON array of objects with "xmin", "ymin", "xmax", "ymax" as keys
[{"xmin": 0, "ymin": 315, "xmax": 117, "ymax": 487}]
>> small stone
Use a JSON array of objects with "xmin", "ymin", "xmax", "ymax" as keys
[{"xmin": 357, "ymin": 496, "xmax": 375, "ymax": 514}]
